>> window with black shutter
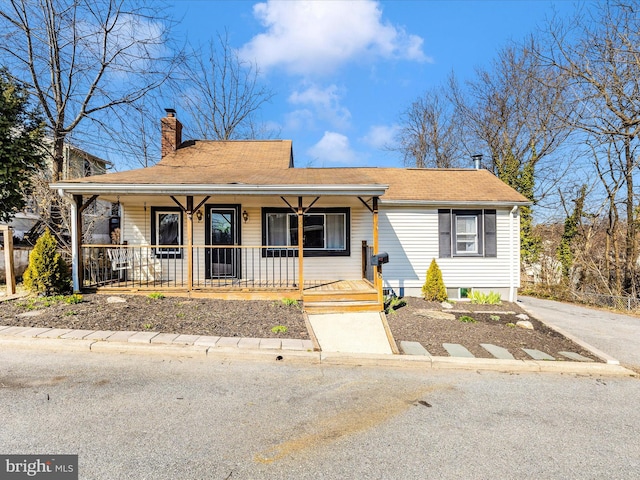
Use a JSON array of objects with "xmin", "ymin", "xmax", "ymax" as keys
[{"xmin": 438, "ymin": 209, "xmax": 497, "ymax": 258}]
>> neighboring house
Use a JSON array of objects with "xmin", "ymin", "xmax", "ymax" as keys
[
  {"xmin": 51, "ymin": 110, "xmax": 529, "ymax": 311},
  {"xmin": 10, "ymin": 140, "xmax": 114, "ymax": 244}
]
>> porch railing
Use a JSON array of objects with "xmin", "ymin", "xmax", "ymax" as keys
[
  {"xmin": 81, "ymin": 244, "xmax": 298, "ymax": 290},
  {"xmin": 362, "ymin": 241, "xmax": 374, "ymax": 282}
]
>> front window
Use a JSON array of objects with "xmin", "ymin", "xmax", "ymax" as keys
[
  {"xmin": 455, "ymin": 215, "xmax": 478, "ymax": 254},
  {"xmin": 151, "ymin": 207, "xmax": 182, "ymax": 257},
  {"xmin": 438, "ymin": 209, "xmax": 497, "ymax": 258},
  {"xmin": 263, "ymin": 208, "xmax": 349, "ymax": 257}
]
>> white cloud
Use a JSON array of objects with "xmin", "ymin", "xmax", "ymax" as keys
[
  {"xmin": 361, "ymin": 124, "xmax": 399, "ymax": 149},
  {"xmin": 288, "ymin": 84, "xmax": 351, "ymax": 129},
  {"xmin": 240, "ymin": 0, "xmax": 429, "ymax": 76},
  {"xmin": 284, "ymin": 109, "xmax": 315, "ymax": 131},
  {"xmin": 307, "ymin": 132, "xmax": 358, "ymax": 165}
]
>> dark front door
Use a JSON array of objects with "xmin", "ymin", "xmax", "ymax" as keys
[{"xmin": 206, "ymin": 206, "xmax": 240, "ymax": 279}]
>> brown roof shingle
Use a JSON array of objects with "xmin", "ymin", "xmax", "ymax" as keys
[{"xmin": 54, "ymin": 140, "xmax": 529, "ymax": 204}]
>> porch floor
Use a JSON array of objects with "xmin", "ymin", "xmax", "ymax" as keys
[
  {"xmin": 88, "ymin": 279, "xmax": 377, "ymax": 301},
  {"xmin": 303, "ymin": 279, "xmax": 376, "ymax": 293}
]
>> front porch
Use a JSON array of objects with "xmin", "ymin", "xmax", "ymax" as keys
[{"xmin": 80, "ymin": 243, "xmax": 381, "ymax": 311}]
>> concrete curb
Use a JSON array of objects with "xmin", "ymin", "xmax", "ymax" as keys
[
  {"xmin": 518, "ymin": 302, "xmax": 621, "ymax": 365},
  {"xmin": 0, "ymin": 329, "xmax": 635, "ymax": 376}
]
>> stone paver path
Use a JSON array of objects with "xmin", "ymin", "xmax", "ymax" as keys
[{"xmin": 401, "ymin": 342, "xmax": 595, "ymax": 363}]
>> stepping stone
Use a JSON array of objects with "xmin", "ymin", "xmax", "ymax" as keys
[
  {"xmin": 480, "ymin": 343, "xmax": 515, "ymax": 360},
  {"xmin": 558, "ymin": 351, "xmax": 594, "ymax": 362},
  {"xmin": 400, "ymin": 341, "xmax": 431, "ymax": 356},
  {"xmin": 107, "ymin": 296, "xmax": 126, "ymax": 303},
  {"xmin": 443, "ymin": 343, "xmax": 475, "ymax": 358},
  {"xmin": 17, "ymin": 310, "xmax": 44, "ymax": 318},
  {"xmin": 522, "ymin": 348, "xmax": 555, "ymax": 361},
  {"xmin": 414, "ymin": 309, "xmax": 455, "ymax": 320}
]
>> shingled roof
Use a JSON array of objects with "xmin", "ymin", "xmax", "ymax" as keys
[{"xmin": 52, "ymin": 140, "xmax": 529, "ymax": 204}]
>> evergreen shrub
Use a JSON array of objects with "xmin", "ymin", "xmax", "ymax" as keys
[
  {"xmin": 23, "ymin": 228, "xmax": 70, "ymax": 295},
  {"xmin": 422, "ymin": 259, "xmax": 448, "ymax": 302}
]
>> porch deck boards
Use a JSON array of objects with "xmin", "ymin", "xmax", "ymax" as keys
[
  {"xmin": 303, "ymin": 279, "xmax": 376, "ymax": 293},
  {"xmin": 88, "ymin": 279, "xmax": 376, "ymax": 301}
]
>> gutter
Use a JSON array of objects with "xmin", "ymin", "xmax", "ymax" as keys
[
  {"xmin": 380, "ymin": 199, "xmax": 531, "ymax": 207},
  {"xmin": 50, "ymin": 182, "xmax": 389, "ymax": 197}
]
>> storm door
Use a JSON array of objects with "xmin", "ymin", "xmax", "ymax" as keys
[{"xmin": 205, "ymin": 205, "xmax": 241, "ymax": 279}]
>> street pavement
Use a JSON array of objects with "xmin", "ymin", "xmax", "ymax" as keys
[
  {"xmin": 519, "ymin": 296, "xmax": 640, "ymax": 371},
  {"xmin": 1, "ymin": 347, "xmax": 640, "ymax": 479}
]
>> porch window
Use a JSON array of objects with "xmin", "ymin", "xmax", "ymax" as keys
[
  {"xmin": 262, "ymin": 208, "xmax": 350, "ymax": 257},
  {"xmin": 151, "ymin": 207, "xmax": 183, "ymax": 258}
]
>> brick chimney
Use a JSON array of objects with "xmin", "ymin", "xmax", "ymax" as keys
[{"xmin": 161, "ymin": 108, "xmax": 182, "ymax": 158}]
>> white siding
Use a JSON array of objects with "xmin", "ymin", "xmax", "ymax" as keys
[
  {"xmin": 379, "ymin": 206, "xmax": 520, "ymax": 297},
  {"xmin": 119, "ymin": 196, "xmax": 520, "ymax": 295}
]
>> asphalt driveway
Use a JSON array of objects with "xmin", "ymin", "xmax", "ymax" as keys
[{"xmin": 519, "ymin": 296, "xmax": 640, "ymax": 370}]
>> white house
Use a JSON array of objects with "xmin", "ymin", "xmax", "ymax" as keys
[{"xmin": 51, "ymin": 111, "xmax": 529, "ymax": 312}]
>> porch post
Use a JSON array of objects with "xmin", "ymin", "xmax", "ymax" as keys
[
  {"xmin": 2, "ymin": 225, "xmax": 16, "ymax": 295},
  {"xmin": 71, "ymin": 195, "xmax": 83, "ymax": 292},
  {"xmin": 373, "ymin": 196, "xmax": 383, "ymax": 306},
  {"xmin": 186, "ymin": 196, "xmax": 194, "ymax": 292},
  {"xmin": 298, "ymin": 196, "xmax": 304, "ymax": 296}
]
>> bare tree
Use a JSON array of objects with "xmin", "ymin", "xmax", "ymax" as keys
[
  {"xmin": 177, "ymin": 32, "xmax": 276, "ymax": 141},
  {"xmin": 451, "ymin": 39, "xmax": 572, "ymax": 265},
  {"xmin": 0, "ymin": 0, "xmax": 180, "ymax": 180},
  {"xmin": 394, "ymin": 86, "xmax": 462, "ymax": 168},
  {"xmin": 537, "ymin": 1, "xmax": 640, "ymax": 294}
]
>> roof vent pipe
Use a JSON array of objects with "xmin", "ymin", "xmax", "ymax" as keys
[{"xmin": 471, "ymin": 154, "xmax": 483, "ymax": 170}]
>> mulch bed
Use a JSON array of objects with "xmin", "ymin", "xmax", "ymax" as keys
[
  {"xmin": 385, "ymin": 296, "xmax": 598, "ymax": 361},
  {"xmin": 0, "ymin": 294, "xmax": 309, "ymax": 340},
  {"xmin": 0, "ymin": 293, "xmax": 599, "ymax": 361}
]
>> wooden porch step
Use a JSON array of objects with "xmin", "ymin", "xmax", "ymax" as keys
[
  {"xmin": 303, "ymin": 291, "xmax": 379, "ymax": 303},
  {"xmin": 304, "ymin": 300, "xmax": 382, "ymax": 314}
]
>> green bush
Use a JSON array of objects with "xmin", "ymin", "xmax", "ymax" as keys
[
  {"xmin": 23, "ymin": 229, "xmax": 70, "ymax": 296},
  {"xmin": 422, "ymin": 259, "xmax": 448, "ymax": 302},
  {"xmin": 384, "ymin": 296, "xmax": 407, "ymax": 315},
  {"xmin": 459, "ymin": 315, "xmax": 476, "ymax": 323},
  {"xmin": 64, "ymin": 294, "xmax": 83, "ymax": 304},
  {"xmin": 469, "ymin": 290, "xmax": 502, "ymax": 305},
  {"xmin": 281, "ymin": 298, "xmax": 299, "ymax": 307}
]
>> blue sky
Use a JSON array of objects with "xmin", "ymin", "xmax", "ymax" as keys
[{"xmin": 168, "ymin": 0, "xmax": 579, "ymax": 168}]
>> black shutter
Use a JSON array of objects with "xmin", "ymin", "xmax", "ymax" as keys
[
  {"xmin": 438, "ymin": 209, "xmax": 451, "ymax": 258},
  {"xmin": 484, "ymin": 210, "xmax": 497, "ymax": 257}
]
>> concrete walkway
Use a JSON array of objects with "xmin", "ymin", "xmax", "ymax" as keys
[
  {"xmin": 519, "ymin": 296, "xmax": 640, "ymax": 370},
  {"xmin": 306, "ymin": 312, "xmax": 394, "ymax": 354}
]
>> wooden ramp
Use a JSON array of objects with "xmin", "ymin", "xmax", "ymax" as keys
[{"xmin": 303, "ymin": 280, "xmax": 381, "ymax": 314}]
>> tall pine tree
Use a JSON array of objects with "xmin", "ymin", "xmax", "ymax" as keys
[{"xmin": 0, "ymin": 68, "xmax": 45, "ymax": 223}]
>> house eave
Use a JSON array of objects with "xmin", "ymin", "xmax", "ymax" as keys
[
  {"xmin": 379, "ymin": 199, "xmax": 531, "ymax": 207},
  {"xmin": 51, "ymin": 182, "xmax": 389, "ymax": 197}
]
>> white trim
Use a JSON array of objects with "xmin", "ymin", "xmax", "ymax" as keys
[
  {"xmin": 51, "ymin": 183, "xmax": 388, "ymax": 197},
  {"xmin": 70, "ymin": 200, "xmax": 80, "ymax": 292},
  {"xmin": 509, "ymin": 205, "xmax": 518, "ymax": 302},
  {"xmin": 380, "ymin": 199, "xmax": 530, "ymax": 207}
]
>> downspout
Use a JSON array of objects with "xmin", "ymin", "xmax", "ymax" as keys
[{"xmin": 509, "ymin": 205, "xmax": 518, "ymax": 302}]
